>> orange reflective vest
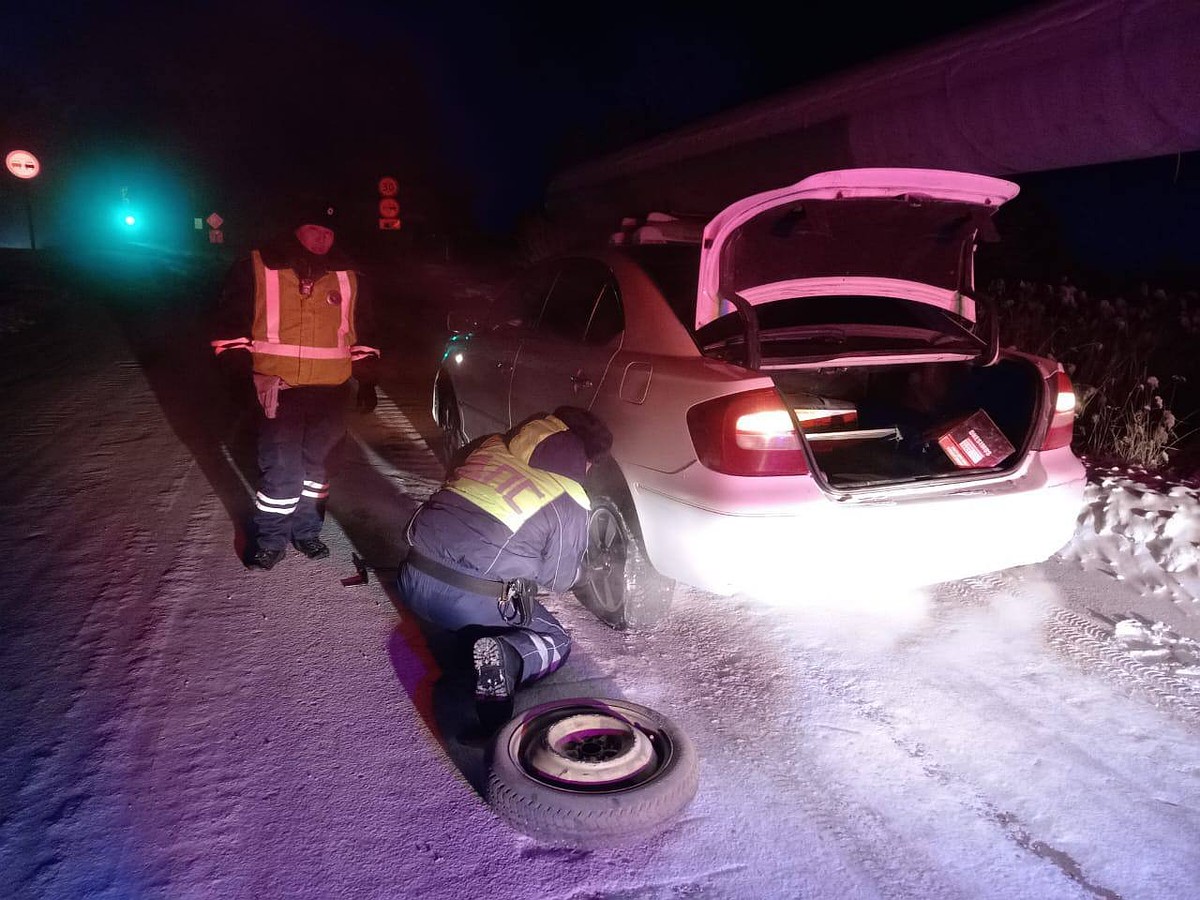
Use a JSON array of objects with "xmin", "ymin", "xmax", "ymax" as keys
[{"xmin": 248, "ymin": 250, "xmax": 360, "ymax": 386}]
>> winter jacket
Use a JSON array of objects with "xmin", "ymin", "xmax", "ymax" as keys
[
  {"xmin": 211, "ymin": 234, "xmax": 380, "ymax": 386},
  {"xmin": 406, "ymin": 414, "xmax": 591, "ymax": 592}
]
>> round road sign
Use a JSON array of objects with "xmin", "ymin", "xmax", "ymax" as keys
[
  {"xmin": 5, "ymin": 150, "xmax": 41, "ymax": 180},
  {"xmin": 378, "ymin": 198, "xmax": 400, "ymax": 218},
  {"xmin": 378, "ymin": 176, "xmax": 398, "ymax": 197}
]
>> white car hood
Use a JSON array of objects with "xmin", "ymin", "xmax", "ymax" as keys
[{"xmin": 696, "ymin": 168, "xmax": 1019, "ymax": 331}]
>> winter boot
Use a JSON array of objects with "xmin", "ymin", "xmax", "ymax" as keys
[
  {"xmin": 473, "ymin": 637, "xmax": 517, "ymax": 728},
  {"xmin": 248, "ymin": 546, "xmax": 287, "ymax": 571},
  {"xmin": 293, "ymin": 537, "xmax": 330, "ymax": 560}
]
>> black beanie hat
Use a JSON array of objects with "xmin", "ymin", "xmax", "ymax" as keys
[
  {"xmin": 292, "ymin": 199, "xmax": 340, "ymax": 229},
  {"xmin": 553, "ymin": 406, "xmax": 613, "ymax": 462}
]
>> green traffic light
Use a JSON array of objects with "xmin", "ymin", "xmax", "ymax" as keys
[{"xmin": 124, "ymin": 214, "xmax": 137, "ymax": 226}]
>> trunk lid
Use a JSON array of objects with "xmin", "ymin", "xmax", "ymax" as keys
[{"xmin": 696, "ymin": 168, "xmax": 1019, "ymax": 332}]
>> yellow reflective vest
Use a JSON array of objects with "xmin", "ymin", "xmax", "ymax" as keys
[
  {"xmin": 249, "ymin": 250, "xmax": 360, "ymax": 386},
  {"xmin": 446, "ymin": 416, "xmax": 590, "ymax": 532}
]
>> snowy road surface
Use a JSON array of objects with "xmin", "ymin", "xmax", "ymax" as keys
[{"xmin": 2, "ymin": 249, "xmax": 1199, "ymax": 900}]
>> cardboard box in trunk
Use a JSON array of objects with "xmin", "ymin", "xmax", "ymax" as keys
[{"xmin": 931, "ymin": 409, "xmax": 1015, "ymax": 468}]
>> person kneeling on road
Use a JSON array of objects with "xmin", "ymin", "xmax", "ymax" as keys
[{"xmin": 397, "ymin": 406, "xmax": 612, "ymax": 725}]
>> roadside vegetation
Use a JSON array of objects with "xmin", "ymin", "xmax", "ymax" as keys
[{"xmin": 985, "ymin": 277, "xmax": 1200, "ymax": 473}]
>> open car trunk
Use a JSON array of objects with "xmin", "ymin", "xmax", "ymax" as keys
[{"xmin": 771, "ymin": 356, "xmax": 1043, "ymax": 490}]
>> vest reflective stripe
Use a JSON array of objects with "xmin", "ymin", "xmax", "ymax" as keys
[
  {"xmin": 250, "ymin": 250, "xmax": 357, "ymax": 385},
  {"xmin": 264, "ymin": 266, "xmax": 282, "ymax": 342},
  {"xmin": 212, "ymin": 337, "xmax": 251, "ymax": 353},
  {"xmin": 336, "ymin": 270, "xmax": 352, "ymax": 347},
  {"xmin": 446, "ymin": 431, "xmax": 589, "ymax": 532},
  {"xmin": 250, "ymin": 341, "xmax": 351, "ymax": 359}
]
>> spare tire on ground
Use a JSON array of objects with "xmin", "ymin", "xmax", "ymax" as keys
[{"xmin": 486, "ymin": 697, "xmax": 699, "ymax": 847}]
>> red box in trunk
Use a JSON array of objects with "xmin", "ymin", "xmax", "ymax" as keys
[{"xmin": 931, "ymin": 409, "xmax": 1015, "ymax": 468}]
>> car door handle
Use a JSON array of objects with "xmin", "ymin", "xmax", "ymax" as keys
[{"xmin": 570, "ymin": 374, "xmax": 593, "ymax": 388}]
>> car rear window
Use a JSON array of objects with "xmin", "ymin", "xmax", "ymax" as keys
[{"xmin": 623, "ymin": 244, "xmax": 702, "ymax": 333}]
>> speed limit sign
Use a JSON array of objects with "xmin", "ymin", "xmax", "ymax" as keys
[{"xmin": 377, "ymin": 176, "xmax": 398, "ymax": 197}]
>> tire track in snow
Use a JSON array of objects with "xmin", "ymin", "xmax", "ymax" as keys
[
  {"xmin": 1043, "ymin": 606, "xmax": 1200, "ymax": 728},
  {"xmin": 781, "ymin": 628, "xmax": 1123, "ymax": 900},
  {"xmin": 924, "ymin": 572, "xmax": 1200, "ymax": 896},
  {"xmin": 944, "ymin": 572, "xmax": 1200, "ymax": 730},
  {"xmin": 348, "ymin": 392, "xmax": 446, "ymax": 493},
  {"xmin": 563, "ymin": 593, "xmax": 973, "ymax": 900}
]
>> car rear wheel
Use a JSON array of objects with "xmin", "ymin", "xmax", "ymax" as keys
[
  {"xmin": 486, "ymin": 697, "xmax": 699, "ymax": 847},
  {"xmin": 575, "ymin": 496, "xmax": 675, "ymax": 631}
]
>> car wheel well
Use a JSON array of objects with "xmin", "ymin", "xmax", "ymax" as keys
[{"xmin": 585, "ymin": 458, "xmax": 640, "ymax": 531}]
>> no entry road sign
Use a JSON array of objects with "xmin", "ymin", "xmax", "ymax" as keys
[{"xmin": 5, "ymin": 150, "xmax": 40, "ymax": 180}]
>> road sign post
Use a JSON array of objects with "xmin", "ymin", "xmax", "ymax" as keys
[
  {"xmin": 6, "ymin": 150, "xmax": 41, "ymax": 250},
  {"xmin": 205, "ymin": 212, "xmax": 224, "ymax": 247},
  {"xmin": 377, "ymin": 176, "xmax": 401, "ymax": 231}
]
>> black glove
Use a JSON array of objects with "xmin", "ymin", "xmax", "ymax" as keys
[
  {"xmin": 216, "ymin": 348, "xmax": 251, "ymax": 379},
  {"xmin": 356, "ymin": 379, "xmax": 378, "ymax": 413},
  {"xmin": 215, "ymin": 349, "xmax": 253, "ymax": 407}
]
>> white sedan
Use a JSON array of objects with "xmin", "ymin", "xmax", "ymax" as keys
[{"xmin": 433, "ymin": 168, "xmax": 1086, "ymax": 629}]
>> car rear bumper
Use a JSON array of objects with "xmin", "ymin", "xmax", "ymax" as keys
[{"xmin": 630, "ymin": 448, "xmax": 1087, "ymax": 598}]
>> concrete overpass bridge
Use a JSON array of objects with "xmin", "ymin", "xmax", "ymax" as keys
[{"xmin": 544, "ymin": 0, "xmax": 1199, "ymax": 247}]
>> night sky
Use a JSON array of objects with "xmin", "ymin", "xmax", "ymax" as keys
[
  {"xmin": 4, "ymin": 2, "xmax": 1049, "ymax": 224},
  {"xmin": 2, "ymin": 0, "xmax": 1195, "ymax": 279}
]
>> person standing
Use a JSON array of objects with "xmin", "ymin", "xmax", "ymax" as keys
[
  {"xmin": 397, "ymin": 407, "xmax": 612, "ymax": 724},
  {"xmin": 211, "ymin": 200, "xmax": 381, "ymax": 570}
]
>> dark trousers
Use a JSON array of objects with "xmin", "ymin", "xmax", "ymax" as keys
[
  {"xmin": 397, "ymin": 562, "xmax": 571, "ymax": 687},
  {"xmin": 254, "ymin": 384, "xmax": 348, "ymax": 550}
]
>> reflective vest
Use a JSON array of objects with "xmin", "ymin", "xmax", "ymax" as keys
[
  {"xmin": 446, "ymin": 416, "xmax": 590, "ymax": 532},
  {"xmin": 249, "ymin": 250, "xmax": 359, "ymax": 386}
]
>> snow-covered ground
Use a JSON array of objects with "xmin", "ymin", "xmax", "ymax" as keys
[{"xmin": 2, "ymin": 248, "xmax": 1199, "ymax": 900}]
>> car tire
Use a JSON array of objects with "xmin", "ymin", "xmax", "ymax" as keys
[
  {"xmin": 434, "ymin": 374, "xmax": 467, "ymax": 472},
  {"xmin": 486, "ymin": 697, "xmax": 699, "ymax": 848},
  {"xmin": 574, "ymin": 495, "xmax": 675, "ymax": 631}
]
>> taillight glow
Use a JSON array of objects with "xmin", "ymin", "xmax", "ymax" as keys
[
  {"xmin": 1041, "ymin": 370, "xmax": 1076, "ymax": 450},
  {"xmin": 734, "ymin": 410, "xmax": 801, "ymax": 450},
  {"xmin": 688, "ymin": 388, "xmax": 809, "ymax": 476}
]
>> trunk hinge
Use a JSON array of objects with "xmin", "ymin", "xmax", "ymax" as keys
[{"xmin": 726, "ymin": 292, "xmax": 761, "ymax": 370}]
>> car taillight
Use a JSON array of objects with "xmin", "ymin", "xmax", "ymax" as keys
[
  {"xmin": 687, "ymin": 388, "xmax": 809, "ymax": 476},
  {"xmin": 1040, "ymin": 369, "xmax": 1076, "ymax": 450}
]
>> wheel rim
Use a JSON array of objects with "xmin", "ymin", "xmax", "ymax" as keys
[
  {"xmin": 583, "ymin": 507, "xmax": 629, "ymax": 615},
  {"xmin": 526, "ymin": 713, "xmax": 655, "ymax": 785},
  {"xmin": 515, "ymin": 704, "xmax": 671, "ymax": 793}
]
